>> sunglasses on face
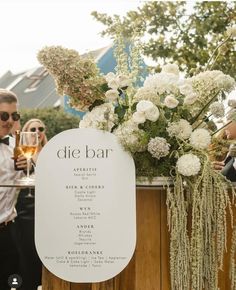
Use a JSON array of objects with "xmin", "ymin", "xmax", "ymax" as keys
[
  {"xmin": 0, "ymin": 111, "xmax": 20, "ymax": 122},
  {"xmin": 29, "ymin": 127, "xmax": 45, "ymax": 132}
]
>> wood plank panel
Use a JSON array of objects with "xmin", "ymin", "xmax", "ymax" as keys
[
  {"xmin": 42, "ymin": 266, "xmax": 70, "ymax": 290},
  {"xmin": 160, "ymin": 190, "xmax": 171, "ymax": 290},
  {"xmin": 218, "ymin": 193, "xmax": 236, "ymax": 290},
  {"xmin": 71, "ymin": 282, "xmax": 92, "ymax": 290},
  {"xmin": 135, "ymin": 188, "xmax": 161, "ymax": 290}
]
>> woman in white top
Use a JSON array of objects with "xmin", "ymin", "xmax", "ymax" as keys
[{"xmin": 16, "ymin": 118, "xmax": 48, "ymax": 290}]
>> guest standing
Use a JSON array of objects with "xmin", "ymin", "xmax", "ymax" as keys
[
  {"xmin": 16, "ymin": 118, "xmax": 47, "ymax": 290},
  {"xmin": 0, "ymin": 89, "xmax": 27, "ymax": 290},
  {"xmin": 213, "ymin": 120, "xmax": 236, "ymax": 181}
]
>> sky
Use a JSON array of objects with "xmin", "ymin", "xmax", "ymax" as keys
[{"xmin": 0, "ymin": 0, "xmax": 144, "ymax": 77}]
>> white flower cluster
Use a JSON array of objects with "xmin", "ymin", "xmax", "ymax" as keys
[
  {"xmin": 179, "ymin": 81, "xmax": 198, "ymax": 105},
  {"xmin": 176, "ymin": 153, "xmax": 201, "ymax": 176},
  {"xmin": 164, "ymin": 95, "xmax": 179, "ymax": 108},
  {"xmin": 179, "ymin": 71, "xmax": 236, "ymax": 108},
  {"xmin": 167, "ymin": 119, "xmax": 192, "ymax": 140},
  {"xmin": 209, "ymin": 102, "xmax": 225, "ymax": 118},
  {"xmin": 105, "ymin": 72, "xmax": 132, "ymax": 102},
  {"xmin": 114, "ymin": 120, "xmax": 147, "ymax": 153},
  {"xmin": 133, "ymin": 87, "xmax": 160, "ymax": 105},
  {"xmin": 105, "ymin": 72, "xmax": 132, "ymax": 89},
  {"xmin": 161, "ymin": 63, "xmax": 179, "ymax": 76},
  {"xmin": 226, "ymin": 25, "xmax": 236, "ymax": 38},
  {"xmin": 190, "ymin": 128, "xmax": 211, "ymax": 150},
  {"xmin": 76, "ymin": 57, "xmax": 234, "ymax": 179},
  {"xmin": 147, "ymin": 137, "xmax": 170, "ymax": 159},
  {"xmin": 133, "ymin": 100, "xmax": 160, "ymax": 124},
  {"xmin": 143, "ymin": 68, "xmax": 179, "ymax": 95},
  {"xmin": 79, "ymin": 103, "xmax": 118, "ymax": 131},
  {"xmin": 105, "ymin": 89, "xmax": 119, "ymax": 102}
]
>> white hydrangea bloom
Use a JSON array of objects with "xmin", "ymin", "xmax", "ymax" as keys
[
  {"xmin": 190, "ymin": 128, "xmax": 211, "ymax": 150},
  {"xmin": 143, "ymin": 72, "xmax": 179, "ymax": 95},
  {"xmin": 114, "ymin": 120, "xmax": 147, "ymax": 153},
  {"xmin": 147, "ymin": 137, "xmax": 170, "ymax": 159},
  {"xmin": 133, "ymin": 87, "xmax": 160, "ymax": 105},
  {"xmin": 226, "ymin": 25, "xmax": 236, "ymax": 38},
  {"xmin": 177, "ymin": 154, "xmax": 201, "ymax": 176},
  {"xmin": 105, "ymin": 72, "xmax": 116, "ymax": 82},
  {"xmin": 134, "ymin": 100, "xmax": 160, "ymax": 123},
  {"xmin": 161, "ymin": 63, "xmax": 180, "ymax": 76},
  {"xmin": 106, "ymin": 73, "xmax": 132, "ymax": 90},
  {"xmin": 105, "ymin": 89, "xmax": 119, "ymax": 102},
  {"xmin": 108, "ymin": 78, "xmax": 120, "ymax": 90},
  {"xmin": 179, "ymin": 81, "xmax": 198, "ymax": 105},
  {"xmin": 214, "ymin": 72, "xmax": 236, "ymax": 92},
  {"xmin": 164, "ymin": 95, "xmax": 179, "ymax": 108},
  {"xmin": 79, "ymin": 103, "xmax": 118, "ymax": 132},
  {"xmin": 209, "ymin": 102, "xmax": 225, "ymax": 118},
  {"xmin": 180, "ymin": 71, "xmax": 235, "ymax": 113},
  {"xmin": 183, "ymin": 93, "xmax": 198, "ymax": 105},
  {"xmin": 132, "ymin": 111, "xmax": 146, "ymax": 124},
  {"xmin": 191, "ymin": 70, "xmax": 235, "ymax": 97},
  {"xmin": 167, "ymin": 119, "xmax": 192, "ymax": 140},
  {"xmin": 179, "ymin": 82, "xmax": 194, "ymax": 96},
  {"xmin": 117, "ymin": 75, "xmax": 132, "ymax": 88}
]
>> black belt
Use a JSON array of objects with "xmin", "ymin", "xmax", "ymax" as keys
[{"xmin": 0, "ymin": 219, "xmax": 14, "ymax": 229}]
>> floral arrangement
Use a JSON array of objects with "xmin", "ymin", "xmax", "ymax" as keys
[{"xmin": 37, "ymin": 26, "xmax": 236, "ymax": 290}]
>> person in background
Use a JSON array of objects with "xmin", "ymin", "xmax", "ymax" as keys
[
  {"xmin": 0, "ymin": 89, "xmax": 27, "ymax": 290},
  {"xmin": 15, "ymin": 118, "xmax": 47, "ymax": 290},
  {"xmin": 209, "ymin": 128, "xmax": 229, "ymax": 162},
  {"xmin": 213, "ymin": 120, "xmax": 236, "ymax": 182},
  {"xmin": 21, "ymin": 118, "xmax": 47, "ymax": 164}
]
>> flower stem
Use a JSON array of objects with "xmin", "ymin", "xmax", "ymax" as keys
[
  {"xmin": 190, "ymin": 91, "xmax": 220, "ymax": 125},
  {"xmin": 211, "ymin": 120, "xmax": 232, "ymax": 136},
  {"xmin": 204, "ymin": 35, "xmax": 230, "ymax": 71}
]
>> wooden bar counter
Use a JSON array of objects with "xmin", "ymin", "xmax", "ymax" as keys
[{"xmin": 42, "ymin": 182, "xmax": 234, "ymax": 290}]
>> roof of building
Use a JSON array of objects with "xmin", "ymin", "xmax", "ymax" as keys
[
  {"xmin": 0, "ymin": 44, "xmax": 147, "ymax": 112},
  {"xmin": 0, "ymin": 45, "xmax": 112, "ymax": 110}
]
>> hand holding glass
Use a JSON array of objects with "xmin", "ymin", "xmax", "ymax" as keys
[{"xmin": 18, "ymin": 132, "xmax": 38, "ymax": 184}]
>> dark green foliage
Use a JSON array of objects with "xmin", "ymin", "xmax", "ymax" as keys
[
  {"xmin": 134, "ymin": 151, "xmax": 176, "ymax": 177},
  {"xmin": 92, "ymin": 1, "xmax": 236, "ymax": 77},
  {"xmin": 89, "ymin": 99, "xmax": 105, "ymax": 111},
  {"xmin": 114, "ymin": 104, "xmax": 128, "ymax": 122},
  {"xmin": 19, "ymin": 108, "xmax": 80, "ymax": 140}
]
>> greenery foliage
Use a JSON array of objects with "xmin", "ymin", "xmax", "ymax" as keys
[
  {"xmin": 92, "ymin": 1, "xmax": 236, "ymax": 76},
  {"xmin": 19, "ymin": 108, "xmax": 80, "ymax": 140}
]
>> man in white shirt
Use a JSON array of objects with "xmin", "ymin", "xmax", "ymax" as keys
[{"xmin": 0, "ymin": 89, "xmax": 27, "ymax": 290}]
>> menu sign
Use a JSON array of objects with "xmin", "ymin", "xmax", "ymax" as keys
[{"xmin": 35, "ymin": 128, "xmax": 136, "ymax": 282}]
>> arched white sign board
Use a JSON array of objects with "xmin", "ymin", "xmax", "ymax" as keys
[{"xmin": 35, "ymin": 128, "xmax": 136, "ymax": 283}]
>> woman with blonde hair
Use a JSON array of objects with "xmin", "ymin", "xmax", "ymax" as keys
[
  {"xmin": 21, "ymin": 118, "xmax": 47, "ymax": 163},
  {"xmin": 16, "ymin": 118, "xmax": 48, "ymax": 290}
]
